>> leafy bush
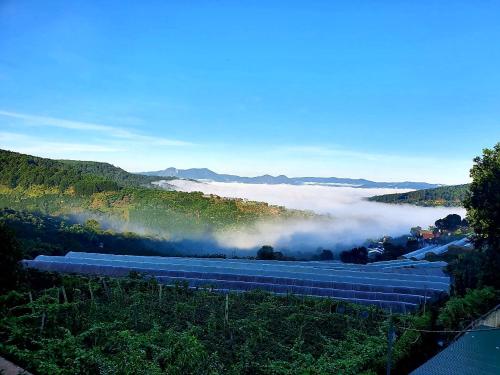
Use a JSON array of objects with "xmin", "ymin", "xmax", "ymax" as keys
[{"xmin": 437, "ymin": 287, "xmax": 498, "ymax": 330}]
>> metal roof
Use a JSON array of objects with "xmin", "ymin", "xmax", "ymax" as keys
[
  {"xmin": 410, "ymin": 328, "xmax": 500, "ymax": 375},
  {"xmin": 22, "ymin": 252, "xmax": 451, "ymax": 313}
]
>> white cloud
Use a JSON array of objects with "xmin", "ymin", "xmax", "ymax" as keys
[
  {"xmin": 0, "ymin": 110, "xmax": 193, "ymax": 147},
  {"xmin": 168, "ymin": 180, "xmax": 466, "ymax": 251}
]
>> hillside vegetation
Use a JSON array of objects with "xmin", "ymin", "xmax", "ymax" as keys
[
  {"xmin": 368, "ymin": 184, "xmax": 469, "ymax": 207},
  {"xmin": 0, "ymin": 208, "xmax": 188, "ymax": 259},
  {"xmin": 0, "ymin": 149, "xmax": 307, "ymax": 236},
  {"xmin": 0, "ymin": 149, "xmax": 158, "ymax": 190}
]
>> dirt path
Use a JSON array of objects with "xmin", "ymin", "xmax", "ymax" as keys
[{"xmin": 0, "ymin": 357, "xmax": 33, "ymax": 375}]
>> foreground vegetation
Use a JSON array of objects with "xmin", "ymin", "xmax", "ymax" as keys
[
  {"xmin": 1, "ymin": 256, "xmax": 497, "ymax": 375},
  {"xmin": 0, "ymin": 271, "xmax": 392, "ymax": 375},
  {"xmin": 368, "ymin": 184, "xmax": 469, "ymax": 207}
]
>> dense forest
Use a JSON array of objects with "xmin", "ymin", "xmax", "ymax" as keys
[
  {"xmin": 0, "ymin": 149, "xmax": 308, "ymax": 237},
  {"xmin": 368, "ymin": 184, "xmax": 469, "ymax": 207},
  {"xmin": 0, "ymin": 208, "xmax": 186, "ymax": 259},
  {"xmin": 0, "ymin": 149, "xmax": 158, "ymax": 190}
]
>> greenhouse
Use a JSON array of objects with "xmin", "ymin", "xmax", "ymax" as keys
[
  {"xmin": 22, "ymin": 252, "xmax": 451, "ymax": 313},
  {"xmin": 403, "ymin": 238, "xmax": 471, "ymax": 260}
]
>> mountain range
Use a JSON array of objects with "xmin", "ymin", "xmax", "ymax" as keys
[{"xmin": 141, "ymin": 167, "xmax": 442, "ymax": 189}]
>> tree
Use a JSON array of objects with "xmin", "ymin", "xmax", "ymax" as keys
[
  {"xmin": 382, "ymin": 242, "xmax": 406, "ymax": 260},
  {"xmin": 84, "ymin": 219, "xmax": 101, "ymax": 232},
  {"xmin": 256, "ymin": 245, "xmax": 275, "ymax": 260},
  {"xmin": 460, "ymin": 143, "xmax": 500, "ymax": 290},
  {"xmin": 437, "ymin": 287, "xmax": 498, "ymax": 330},
  {"xmin": 464, "ymin": 143, "xmax": 500, "ymax": 249},
  {"xmin": 435, "ymin": 214, "xmax": 462, "ymax": 231},
  {"xmin": 340, "ymin": 247, "xmax": 368, "ymax": 264},
  {"xmin": 406, "ymin": 238, "xmax": 419, "ymax": 252},
  {"xmin": 0, "ymin": 222, "xmax": 23, "ymax": 292},
  {"xmin": 410, "ymin": 226, "xmax": 422, "ymax": 237},
  {"xmin": 319, "ymin": 249, "xmax": 334, "ymax": 261}
]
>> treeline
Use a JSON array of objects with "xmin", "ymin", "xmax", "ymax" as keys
[
  {"xmin": 0, "ymin": 208, "xmax": 181, "ymax": 259},
  {"xmin": 0, "ymin": 149, "xmax": 157, "ymax": 191},
  {"xmin": 61, "ymin": 159, "xmax": 161, "ymax": 187},
  {"xmin": 368, "ymin": 184, "xmax": 469, "ymax": 207},
  {"xmin": 0, "ymin": 150, "xmax": 309, "ymax": 235}
]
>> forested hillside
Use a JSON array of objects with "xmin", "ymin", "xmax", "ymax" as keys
[
  {"xmin": 61, "ymin": 159, "xmax": 165, "ymax": 187},
  {"xmin": 0, "ymin": 149, "xmax": 307, "ymax": 237},
  {"xmin": 368, "ymin": 184, "xmax": 469, "ymax": 207},
  {"xmin": 0, "ymin": 208, "xmax": 187, "ymax": 259},
  {"xmin": 0, "ymin": 149, "xmax": 157, "ymax": 190}
]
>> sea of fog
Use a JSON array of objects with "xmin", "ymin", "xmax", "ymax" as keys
[{"xmin": 166, "ymin": 180, "xmax": 466, "ymax": 252}]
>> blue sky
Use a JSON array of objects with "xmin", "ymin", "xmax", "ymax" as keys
[{"xmin": 1, "ymin": 1, "xmax": 499, "ymax": 184}]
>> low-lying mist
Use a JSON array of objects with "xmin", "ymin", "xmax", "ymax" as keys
[{"xmin": 167, "ymin": 180, "xmax": 466, "ymax": 252}]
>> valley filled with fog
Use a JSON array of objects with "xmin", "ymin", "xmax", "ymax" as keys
[{"xmin": 166, "ymin": 180, "xmax": 466, "ymax": 252}]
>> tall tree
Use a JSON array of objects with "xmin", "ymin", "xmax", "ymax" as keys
[
  {"xmin": 464, "ymin": 143, "xmax": 500, "ymax": 249},
  {"xmin": 435, "ymin": 214, "xmax": 462, "ymax": 231},
  {"xmin": 256, "ymin": 245, "xmax": 275, "ymax": 260},
  {"xmin": 462, "ymin": 143, "xmax": 500, "ymax": 289}
]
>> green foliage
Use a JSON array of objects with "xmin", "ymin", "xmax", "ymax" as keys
[
  {"xmin": 0, "ymin": 149, "xmax": 308, "ymax": 238},
  {"xmin": 0, "ymin": 149, "xmax": 155, "ymax": 191},
  {"xmin": 0, "ymin": 149, "xmax": 81, "ymax": 190},
  {"xmin": 464, "ymin": 143, "xmax": 500, "ymax": 249},
  {"xmin": 381, "ymin": 242, "xmax": 406, "ymax": 260},
  {"xmin": 368, "ymin": 184, "xmax": 469, "ymax": 207},
  {"xmin": 340, "ymin": 247, "xmax": 368, "ymax": 264},
  {"xmin": 256, "ymin": 246, "xmax": 275, "ymax": 260},
  {"xmin": 0, "ymin": 208, "xmax": 179, "ymax": 259},
  {"xmin": 318, "ymin": 249, "xmax": 333, "ymax": 261},
  {"xmin": 435, "ymin": 214, "xmax": 462, "ymax": 231},
  {"xmin": 437, "ymin": 287, "xmax": 498, "ymax": 330},
  {"xmin": 390, "ymin": 312, "xmax": 436, "ymax": 374},
  {"xmin": 0, "ymin": 274, "xmax": 393, "ymax": 375},
  {"xmin": 73, "ymin": 176, "xmax": 120, "ymax": 196},
  {"xmin": 0, "ymin": 223, "xmax": 23, "ymax": 292},
  {"xmin": 405, "ymin": 238, "xmax": 419, "ymax": 252},
  {"xmin": 445, "ymin": 245, "xmax": 500, "ymax": 293},
  {"xmin": 60, "ymin": 159, "xmax": 160, "ymax": 187},
  {"xmin": 447, "ymin": 143, "xmax": 500, "ymax": 292}
]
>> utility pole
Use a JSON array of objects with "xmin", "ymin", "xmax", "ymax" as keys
[
  {"xmin": 386, "ymin": 313, "xmax": 395, "ymax": 375},
  {"xmin": 224, "ymin": 293, "xmax": 229, "ymax": 329}
]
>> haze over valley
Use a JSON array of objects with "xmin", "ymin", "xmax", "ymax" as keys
[{"xmin": 161, "ymin": 179, "xmax": 466, "ymax": 251}]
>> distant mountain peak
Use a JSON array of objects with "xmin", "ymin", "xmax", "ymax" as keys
[{"xmin": 140, "ymin": 167, "xmax": 442, "ymax": 190}]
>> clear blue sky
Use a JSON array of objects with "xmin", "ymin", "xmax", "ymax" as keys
[{"xmin": 1, "ymin": 1, "xmax": 499, "ymax": 184}]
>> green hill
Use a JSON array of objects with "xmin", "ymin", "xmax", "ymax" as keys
[
  {"xmin": 0, "ymin": 149, "xmax": 307, "ymax": 236},
  {"xmin": 60, "ymin": 158, "xmax": 165, "ymax": 187},
  {"xmin": 0, "ymin": 149, "xmax": 159, "ymax": 190},
  {"xmin": 368, "ymin": 184, "xmax": 469, "ymax": 207}
]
